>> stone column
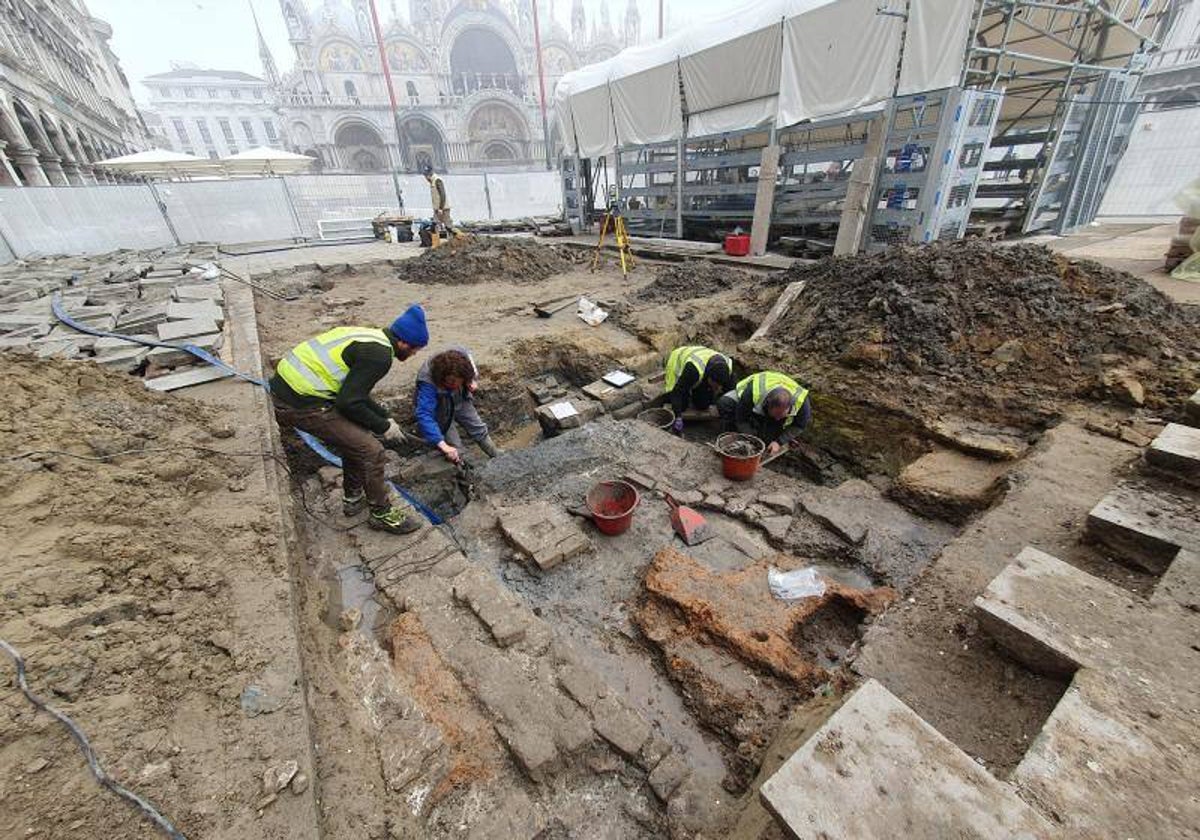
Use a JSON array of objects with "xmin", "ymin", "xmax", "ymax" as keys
[
  {"xmin": 0, "ymin": 101, "xmax": 48, "ymax": 185},
  {"xmin": 46, "ymin": 126, "xmax": 83, "ymax": 185},
  {"xmin": 38, "ymin": 153, "xmax": 69, "ymax": 186},
  {"xmin": 0, "ymin": 140, "xmax": 20, "ymax": 186}
]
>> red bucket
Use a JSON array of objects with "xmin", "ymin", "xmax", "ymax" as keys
[
  {"xmin": 586, "ymin": 480, "xmax": 640, "ymax": 536},
  {"xmin": 715, "ymin": 432, "xmax": 765, "ymax": 481},
  {"xmin": 724, "ymin": 234, "xmax": 750, "ymax": 256}
]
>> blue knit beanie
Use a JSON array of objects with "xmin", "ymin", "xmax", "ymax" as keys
[{"xmin": 390, "ymin": 304, "xmax": 429, "ymax": 347}]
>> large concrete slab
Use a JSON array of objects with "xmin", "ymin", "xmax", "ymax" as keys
[
  {"xmin": 1085, "ymin": 481, "xmax": 1200, "ymax": 573},
  {"xmin": 759, "ymin": 679, "xmax": 1055, "ymax": 840},
  {"xmin": 975, "ymin": 545, "xmax": 1200, "ymax": 839},
  {"xmin": 1146, "ymin": 422, "xmax": 1200, "ymax": 484}
]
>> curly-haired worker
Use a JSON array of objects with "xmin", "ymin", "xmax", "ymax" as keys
[{"xmin": 414, "ymin": 347, "xmax": 500, "ymax": 464}]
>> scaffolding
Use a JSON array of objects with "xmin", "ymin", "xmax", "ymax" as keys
[{"xmin": 559, "ymin": 0, "xmax": 1176, "ymax": 249}]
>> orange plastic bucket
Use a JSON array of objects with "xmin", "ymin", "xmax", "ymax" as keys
[{"xmin": 715, "ymin": 432, "xmax": 765, "ymax": 481}]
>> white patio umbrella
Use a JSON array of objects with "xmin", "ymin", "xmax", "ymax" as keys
[
  {"xmin": 94, "ymin": 148, "xmax": 224, "ymax": 179},
  {"xmin": 222, "ymin": 146, "xmax": 316, "ymax": 176}
]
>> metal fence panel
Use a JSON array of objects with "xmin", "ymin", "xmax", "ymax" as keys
[
  {"xmin": 157, "ymin": 179, "xmax": 299, "ymax": 244},
  {"xmin": 282, "ymin": 174, "xmax": 399, "ymax": 239},
  {"xmin": 485, "ymin": 171, "xmax": 564, "ymax": 219},
  {"xmin": 0, "ymin": 184, "xmax": 173, "ymax": 259}
]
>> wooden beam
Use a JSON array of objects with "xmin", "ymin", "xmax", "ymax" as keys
[
  {"xmin": 749, "ymin": 144, "xmax": 781, "ymax": 257},
  {"xmin": 834, "ymin": 115, "xmax": 886, "ymax": 256}
]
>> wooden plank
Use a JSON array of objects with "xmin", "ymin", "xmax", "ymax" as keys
[
  {"xmin": 834, "ymin": 115, "xmax": 886, "ymax": 256},
  {"xmin": 144, "ymin": 365, "xmax": 235, "ymax": 392},
  {"xmin": 746, "ymin": 280, "xmax": 806, "ymax": 344},
  {"xmin": 750, "ymin": 145, "xmax": 781, "ymax": 257}
]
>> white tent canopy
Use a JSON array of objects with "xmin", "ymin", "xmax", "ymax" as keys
[
  {"xmin": 94, "ymin": 149, "xmax": 224, "ymax": 179},
  {"xmin": 222, "ymin": 146, "xmax": 317, "ymax": 175},
  {"xmin": 554, "ymin": 0, "xmax": 973, "ymax": 156}
]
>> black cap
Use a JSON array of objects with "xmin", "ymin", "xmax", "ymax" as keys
[
  {"xmin": 422, "ymin": 163, "xmax": 434, "ymax": 176},
  {"xmin": 706, "ymin": 356, "xmax": 733, "ymax": 391}
]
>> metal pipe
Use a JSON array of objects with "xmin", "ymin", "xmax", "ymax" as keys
[
  {"xmin": 971, "ymin": 45, "xmax": 1131, "ymax": 72},
  {"xmin": 367, "ymin": 0, "xmax": 407, "ymax": 208},
  {"xmin": 531, "ymin": 0, "xmax": 553, "ymax": 170}
]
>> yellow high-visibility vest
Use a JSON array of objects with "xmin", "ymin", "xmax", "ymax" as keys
[
  {"xmin": 735, "ymin": 372, "xmax": 809, "ymax": 427},
  {"xmin": 664, "ymin": 345, "xmax": 728, "ymax": 392},
  {"xmin": 275, "ymin": 326, "xmax": 391, "ymax": 399}
]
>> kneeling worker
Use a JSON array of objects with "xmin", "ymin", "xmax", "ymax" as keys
[
  {"xmin": 270, "ymin": 305, "xmax": 429, "ymax": 535},
  {"xmin": 415, "ymin": 347, "xmax": 500, "ymax": 464},
  {"xmin": 664, "ymin": 344, "xmax": 733, "ymax": 434},
  {"xmin": 718, "ymin": 371, "xmax": 812, "ymax": 457}
]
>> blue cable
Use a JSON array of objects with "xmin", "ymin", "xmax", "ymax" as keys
[{"xmin": 50, "ymin": 294, "xmax": 442, "ymax": 525}]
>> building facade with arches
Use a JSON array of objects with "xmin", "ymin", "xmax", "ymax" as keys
[
  {"xmin": 0, "ymin": 1, "xmax": 149, "ymax": 186},
  {"xmin": 276, "ymin": 0, "xmax": 637, "ymax": 173}
]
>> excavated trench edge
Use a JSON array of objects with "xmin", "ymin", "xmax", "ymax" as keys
[{"xmin": 224, "ymin": 275, "xmax": 327, "ymax": 838}]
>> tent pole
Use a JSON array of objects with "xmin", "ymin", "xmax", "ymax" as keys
[{"xmin": 531, "ymin": 0, "xmax": 553, "ymax": 170}]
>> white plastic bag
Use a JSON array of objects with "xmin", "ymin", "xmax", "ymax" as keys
[
  {"xmin": 577, "ymin": 296, "xmax": 608, "ymax": 326},
  {"xmin": 767, "ymin": 566, "xmax": 826, "ymax": 601}
]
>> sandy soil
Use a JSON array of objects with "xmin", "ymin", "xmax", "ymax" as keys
[{"xmin": 0, "ymin": 356, "xmax": 317, "ymax": 839}]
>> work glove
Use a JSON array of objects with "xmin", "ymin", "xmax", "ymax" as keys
[
  {"xmin": 381, "ymin": 420, "xmax": 407, "ymax": 445},
  {"xmin": 671, "ymin": 417, "xmax": 685, "ymax": 435},
  {"xmin": 477, "ymin": 436, "xmax": 500, "ymax": 458}
]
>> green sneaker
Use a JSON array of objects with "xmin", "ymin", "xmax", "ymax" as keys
[
  {"xmin": 368, "ymin": 505, "xmax": 422, "ymax": 535},
  {"xmin": 342, "ymin": 491, "xmax": 366, "ymax": 516}
]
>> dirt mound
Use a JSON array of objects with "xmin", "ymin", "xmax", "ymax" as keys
[
  {"xmin": 0, "ymin": 356, "xmax": 310, "ymax": 839},
  {"xmin": 394, "ymin": 237, "xmax": 585, "ymax": 286},
  {"xmin": 773, "ymin": 241, "xmax": 1200, "ymax": 410},
  {"xmin": 633, "ymin": 260, "xmax": 774, "ymax": 303}
]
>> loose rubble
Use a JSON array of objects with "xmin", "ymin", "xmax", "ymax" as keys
[
  {"xmin": 0, "ymin": 244, "xmax": 229, "ymax": 383},
  {"xmin": 394, "ymin": 236, "xmax": 587, "ymax": 286},
  {"xmin": 633, "ymin": 260, "xmax": 776, "ymax": 303},
  {"xmin": 768, "ymin": 241, "xmax": 1200, "ymax": 412}
]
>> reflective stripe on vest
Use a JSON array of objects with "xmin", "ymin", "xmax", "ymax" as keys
[
  {"xmin": 276, "ymin": 327, "xmax": 391, "ymax": 399},
  {"xmin": 663, "ymin": 345, "xmax": 726, "ymax": 393},
  {"xmin": 736, "ymin": 372, "xmax": 809, "ymax": 427}
]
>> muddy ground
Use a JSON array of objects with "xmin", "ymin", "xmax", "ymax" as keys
[{"xmin": 3, "ymin": 235, "xmax": 1192, "ymax": 838}]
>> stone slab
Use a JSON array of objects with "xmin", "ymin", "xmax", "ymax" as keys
[
  {"xmin": 974, "ymin": 546, "xmax": 1132, "ymax": 677},
  {"xmin": 145, "ymin": 334, "xmax": 223, "ymax": 367},
  {"xmin": 157, "ymin": 317, "xmax": 219, "ymax": 342},
  {"xmin": 1085, "ymin": 482, "xmax": 1200, "ymax": 573},
  {"xmin": 581, "ymin": 378, "xmax": 641, "ymax": 412},
  {"xmin": 0, "ymin": 313, "xmax": 51, "ymax": 331},
  {"xmin": 166, "ymin": 300, "xmax": 224, "ymax": 324},
  {"xmin": 497, "ymin": 501, "xmax": 591, "ymax": 571},
  {"xmin": 929, "ymin": 417, "xmax": 1029, "ymax": 461},
  {"xmin": 144, "ymin": 365, "xmax": 234, "ymax": 392},
  {"xmin": 892, "ymin": 448, "xmax": 1009, "ymax": 523},
  {"xmin": 975, "ymin": 544, "xmax": 1200, "ymax": 839},
  {"xmin": 94, "ymin": 345, "xmax": 149, "ymax": 372},
  {"xmin": 1146, "ymin": 423, "xmax": 1200, "ymax": 483},
  {"xmin": 173, "ymin": 283, "xmax": 224, "ymax": 302},
  {"xmin": 760, "ymin": 679, "xmax": 1054, "ymax": 839}
]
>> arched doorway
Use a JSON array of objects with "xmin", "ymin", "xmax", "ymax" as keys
[
  {"xmin": 399, "ymin": 115, "xmax": 447, "ymax": 171},
  {"xmin": 467, "ymin": 101, "xmax": 529, "ymax": 162},
  {"xmin": 449, "ymin": 27, "xmax": 521, "ymax": 96},
  {"xmin": 334, "ymin": 120, "xmax": 388, "ymax": 173},
  {"xmin": 481, "ymin": 140, "xmax": 516, "ymax": 161}
]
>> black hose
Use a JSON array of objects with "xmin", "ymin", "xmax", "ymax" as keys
[{"xmin": 0, "ymin": 638, "xmax": 187, "ymax": 840}]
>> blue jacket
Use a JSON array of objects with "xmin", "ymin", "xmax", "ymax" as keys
[
  {"xmin": 414, "ymin": 380, "xmax": 445, "ymax": 444},
  {"xmin": 414, "ymin": 346, "xmax": 478, "ymax": 445}
]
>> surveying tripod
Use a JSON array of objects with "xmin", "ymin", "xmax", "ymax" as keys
[{"xmin": 590, "ymin": 189, "xmax": 636, "ymax": 277}]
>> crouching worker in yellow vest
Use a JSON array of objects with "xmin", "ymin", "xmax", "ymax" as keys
[
  {"xmin": 269, "ymin": 305, "xmax": 430, "ymax": 535},
  {"xmin": 663, "ymin": 345, "xmax": 733, "ymax": 435},
  {"xmin": 717, "ymin": 371, "xmax": 812, "ymax": 458}
]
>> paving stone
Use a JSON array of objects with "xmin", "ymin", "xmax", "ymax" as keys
[
  {"xmin": 0, "ymin": 313, "xmax": 51, "ymax": 331},
  {"xmin": 144, "ymin": 365, "xmax": 234, "ymax": 392},
  {"xmin": 116, "ymin": 302, "xmax": 170, "ymax": 331},
  {"xmin": 797, "ymin": 489, "xmax": 867, "ymax": 545},
  {"xmin": 451, "ymin": 568, "xmax": 531, "ymax": 647},
  {"xmin": 892, "ymin": 448, "xmax": 1010, "ymax": 523},
  {"xmin": 95, "ymin": 345, "xmax": 149, "ymax": 372},
  {"xmin": 535, "ymin": 398, "xmax": 604, "ymax": 435},
  {"xmin": 497, "ymin": 501, "xmax": 591, "ymax": 571},
  {"xmin": 929, "ymin": 417, "xmax": 1030, "ymax": 460},
  {"xmin": 591, "ymin": 696, "xmax": 651, "ymax": 760},
  {"xmin": 557, "ymin": 662, "xmax": 608, "ymax": 712},
  {"xmin": 760, "ymin": 679, "xmax": 1054, "ymax": 839},
  {"xmin": 1085, "ymin": 481, "xmax": 1200, "ymax": 573},
  {"xmin": 759, "ymin": 514, "xmax": 793, "ymax": 541},
  {"xmin": 173, "ymin": 283, "xmax": 224, "ymax": 302},
  {"xmin": 157, "ymin": 317, "xmax": 219, "ymax": 342},
  {"xmin": 145, "ymin": 334, "xmax": 223, "ymax": 367},
  {"xmin": 166, "ymin": 300, "xmax": 224, "ymax": 324},
  {"xmin": 758, "ymin": 492, "xmax": 796, "ymax": 514},
  {"xmin": 1146, "ymin": 423, "xmax": 1200, "ymax": 484},
  {"xmin": 610, "ymin": 400, "xmax": 646, "ymax": 420},
  {"xmin": 648, "ymin": 752, "xmax": 691, "ymax": 802},
  {"xmin": 138, "ymin": 277, "xmax": 178, "ymax": 300},
  {"xmin": 495, "ymin": 722, "xmax": 558, "ymax": 780},
  {"xmin": 34, "ymin": 340, "xmax": 80, "ymax": 359},
  {"xmin": 581, "ymin": 378, "xmax": 641, "ymax": 412},
  {"xmin": 974, "ymin": 546, "xmax": 1200, "ymax": 839}
]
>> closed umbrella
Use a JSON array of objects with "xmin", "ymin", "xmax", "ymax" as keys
[
  {"xmin": 222, "ymin": 146, "xmax": 316, "ymax": 176},
  {"xmin": 94, "ymin": 149, "xmax": 223, "ymax": 179}
]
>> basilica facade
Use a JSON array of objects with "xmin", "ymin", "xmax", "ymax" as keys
[{"xmin": 277, "ymin": 0, "xmax": 640, "ymax": 173}]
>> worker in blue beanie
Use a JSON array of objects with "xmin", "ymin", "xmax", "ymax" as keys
[{"xmin": 269, "ymin": 304, "xmax": 430, "ymax": 535}]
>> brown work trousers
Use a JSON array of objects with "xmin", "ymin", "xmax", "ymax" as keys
[{"xmin": 272, "ymin": 400, "xmax": 389, "ymax": 508}]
